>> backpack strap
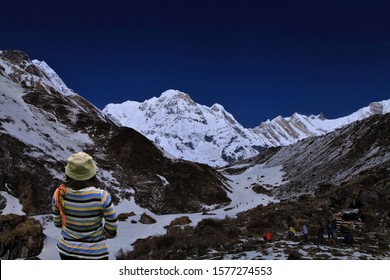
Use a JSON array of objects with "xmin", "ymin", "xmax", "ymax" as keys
[{"xmin": 54, "ymin": 184, "xmax": 68, "ymax": 228}]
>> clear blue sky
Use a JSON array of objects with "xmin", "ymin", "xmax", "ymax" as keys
[{"xmin": 2, "ymin": 0, "xmax": 390, "ymax": 127}]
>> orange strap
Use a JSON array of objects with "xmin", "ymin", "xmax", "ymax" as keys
[{"xmin": 55, "ymin": 184, "xmax": 68, "ymax": 228}]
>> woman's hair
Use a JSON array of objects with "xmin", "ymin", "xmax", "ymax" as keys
[{"xmin": 64, "ymin": 175, "xmax": 100, "ymax": 189}]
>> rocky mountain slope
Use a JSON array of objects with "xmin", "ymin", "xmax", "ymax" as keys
[
  {"xmin": 0, "ymin": 50, "xmax": 230, "ymax": 218},
  {"xmin": 103, "ymin": 90, "xmax": 390, "ymax": 167},
  {"xmin": 226, "ymin": 113, "xmax": 390, "ymax": 201}
]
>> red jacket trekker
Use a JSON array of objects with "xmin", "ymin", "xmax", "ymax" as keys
[{"xmin": 263, "ymin": 232, "xmax": 273, "ymax": 241}]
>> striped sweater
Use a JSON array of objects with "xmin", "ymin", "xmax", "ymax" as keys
[{"xmin": 52, "ymin": 186, "xmax": 118, "ymax": 259}]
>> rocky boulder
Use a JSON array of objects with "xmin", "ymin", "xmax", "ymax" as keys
[
  {"xmin": 356, "ymin": 189, "xmax": 382, "ymax": 208},
  {"xmin": 139, "ymin": 213, "xmax": 157, "ymax": 224},
  {"xmin": 117, "ymin": 212, "xmax": 135, "ymax": 222},
  {"xmin": 0, "ymin": 214, "xmax": 44, "ymax": 259}
]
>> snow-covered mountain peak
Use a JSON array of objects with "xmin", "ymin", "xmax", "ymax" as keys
[
  {"xmin": 103, "ymin": 90, "xmax": 271, "ymax": 166},
  {"xmin": 312, "ymin": 113, "xmax": 326, "ymax": 120},
  {"xmin": 31, "ymin": 59, "xmax": 75, "ymax": 96},
  {"xmin": 160, "ymin": 89, "xmax": 191, "ymax": 100},
  {"xmin": 0, "ymin": 50, "xmax": 76, "ymax": 99},
  {"xmin": 210, "ymin": 103, "xmax": 225, "ymax": 111},
  {"xmin": 157, "ymin": 89, "xmax": 197, "ymax": 109}
]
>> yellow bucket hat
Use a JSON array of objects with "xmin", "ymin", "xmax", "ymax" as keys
[{"xmin": 65, "ymin": 152, "xmax": 97, "ymax": 181}]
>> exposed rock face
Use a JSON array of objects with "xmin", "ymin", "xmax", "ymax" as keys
[
  {"xmin": 0, "ymin": 50, "xmax": 31, "ymax": 68},
  {"xmin": 0, "ymin": 134, "xmax": 57, "ymax": 215},
  {"xmin": 0, "ymin": 214, "xmax": 44, "ymax": 259},
  {"xmin": 0, "ymin": 50, "xmax": 230, "ymax": 215}
]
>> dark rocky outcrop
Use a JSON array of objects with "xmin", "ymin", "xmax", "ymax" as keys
[
  {"xmin": 0, "ymin": 214, "xmax": 44, "ymax": 259},
  {"xmin": 356, "ymin": 189, "xmax": 382, "ymax": 208},
  {"xmin": 0, "ymin": 50, "xmax": 31, "ymax": 68}
]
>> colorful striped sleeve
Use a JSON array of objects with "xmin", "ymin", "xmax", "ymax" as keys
[
  {"xmin": 52, "ymin": 194, "xmax": 62, "ymax": 228},
  {"xmin": 101, "ymin": 190, "xmax": 118, "ymax": 238}
]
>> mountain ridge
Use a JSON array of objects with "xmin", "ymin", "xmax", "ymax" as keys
[
  {"xmin": 3, "ymin": 48, "xmax": 389, "ymax": 169},
  {"xmin": 103, "ymin": 89, "xmax": 390, "ymax": 166}
]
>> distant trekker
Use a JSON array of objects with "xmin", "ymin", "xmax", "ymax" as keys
[
  {"xmin": 326, "ymin": 220, "xmax": 334, "ymax": 239},
  {"xmin": 263, "ymin": 231, "xmax": 273, "ymax": 241},
  {"xmin": 317, "ymin": 222, "xmax": 325, "ymax": 245},
  {"xmin": 302, "ymin": 224, "xmax": 309, "ymax": 244},
  {"xmin": 288, "ymin": 225, "xmax": 296, "ymax": 238},
  {"xmin": 343, "ymin": 230, "xmax": 354, "ymax": 245}
]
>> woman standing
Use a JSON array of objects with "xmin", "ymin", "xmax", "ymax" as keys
[{"xmin": 52, "ymin": 152, "xmax": 118, "ymax": 260}]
